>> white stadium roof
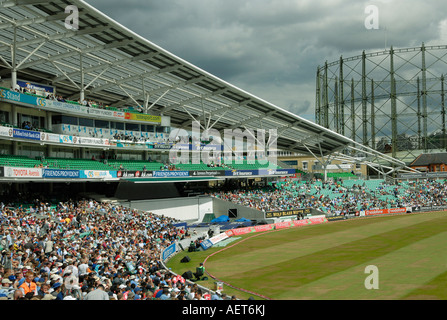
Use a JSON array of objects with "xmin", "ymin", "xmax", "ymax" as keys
[{"xmin": 0, "ymin": 0, "xmax": 414, "ymax": 173}]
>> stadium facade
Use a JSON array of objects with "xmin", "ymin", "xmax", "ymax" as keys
[{"xmin": 0, "ymin": 0, "xmax": 418, "ymax": 204}]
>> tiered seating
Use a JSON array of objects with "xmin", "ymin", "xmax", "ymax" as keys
[
  {"xmin": 175, "ymin": 162, "xmax": 227, "ymax": 171},
  {"xmin": 0, "ymin": 155, "xmax": 55, "ymax": 168},
  {"xmin": 107, "ymin": 160, "xmax": 163, "ymax": 171},
  {"xmin": 363, "ymin": 179, "xmax": 385, "ymax": 191},
  {"xmin": 327, "ymin": 172, "xmax": 356, "ymax": 179},
  {"xmin": 228, "ymin": 160, "xmax": 281, "ymax": 170},
  {"xmin": 341, "ymin": 179, "xmax": 365, "ymax": 189},
  {"xmin": 46, "ymin": 158, "xmax": 114, "ymax": 170}
]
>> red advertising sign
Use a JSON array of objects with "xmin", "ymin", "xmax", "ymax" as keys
[
  {"xmin": 224, "ymin": 230, "xmax": 235, "ymax": 237},
  {"xmin": 274, "ymin": 221, "xmax": 292, "ymax": 229},
  {"xmin": 389, "ymin": 207, "xmax": 407, "ymax": 214},
  {"xmin": 225, "ymin": 217, "xmax": 328, "ymax": 239},
  {"xmin": 229, "ymin": 227, "xmax": 256, "ymax": 236},
  {"xmin": 308, "ymin": 217, "xmax": 328, "ymax": 224},
  {"xmin": 364, "ymin": 208, "xmax": 407, "ymax": 216},
  {"xmin": 253, "ymin": 224, "xmax": 275, "ymax": 232},
  {"xmin": 292, "ymin": 219, "xmax": 311, "ymax": 227},
  {"xmin": 364, "ymin": 209, "xmax": 387, "ymax": 216}
]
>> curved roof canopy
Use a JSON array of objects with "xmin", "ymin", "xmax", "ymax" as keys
[{"xmin": 0, "ymin": 0, "xmax": 411, "ymax": 171}]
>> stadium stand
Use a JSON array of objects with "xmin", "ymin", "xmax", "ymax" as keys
[
  {"xmin": 207, "ymin": 178, "xmax": 447, "ymax": 215},
  {"xmin": 0, "ymin": 198, "xmax": 220, "ymax": 300},
  {"xmin": 0, "ymin": 155, "xmax": 53, "ymax": 169},
  {"xmin": 226, "ymin": 160, "xmax": 282, "ymax": 170},
  {"xmin": 45, "ymin": 158, "xmax": 115, "ymax": 171},
  {"xmin": 107, "ymin": 160, "xmax": 164, "ymax": 171},
  {"xmin": 0, "ymin": 0, "xmax": 437, "ymax": 303}
]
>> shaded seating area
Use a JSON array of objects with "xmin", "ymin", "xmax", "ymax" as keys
[
  {"xmin": 45, "ymin": 157, "xmax": 115, "ymax": 170},
  {"xmin": 107, "ymin": 159, "xmax": 163, "ymax": 171},
  {"xmin": 0, "ymin": 155, "xmax": 56, "ymax": 168}
]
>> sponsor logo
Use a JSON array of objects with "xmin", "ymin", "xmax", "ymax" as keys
[
  {"xmin": 4, "ymin": 167, "xmax": 42, "ymax": 178},
  {"xmin": 162, "ymin": 243, "xmax": 176, "ymax": 261},
  {"xmin": 117, "ymin": 171, "xmax": 153, "ymax": 178},
  {"xmin": 265, "ymin": 208, "xmax": 310, "ymax": 219},
  {"xmin": 13, "ymin": 129, "xmax": 41, "ymax": 140},
  {"xmin": 190, "ymin": 170, "xmax": 225, "ymax": 177},
  {"xmin": 37, "ymin": 98, "xmax": 47, "ymax": 107},
  {"xmin": 42, "ymin": 169, "xmax": 79, "ymax": 179},
  {"xmin": 153, "ymin": 171, "xmax": 189, "ymax": 178}
]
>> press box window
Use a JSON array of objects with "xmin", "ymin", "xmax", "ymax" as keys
[
  {"xmin": 95, "ymin": 120, "xmax": 109, "ymax": 129},
  {"xmin": 302, "ymin": 161, "xmax": 308, "ymax": 171},
  {"xmin": 52, "ymin": 115, "xmax": 77, "ymax": 125},
  {"xmin": 125, "ymin": 123, "xmax": 139, "ymax": 131},
  {"xmin": 0, "ymin": 111, "xmax": 9, "ymax": 124},
  {"xmin": 79, "ymin": 118, "xmax": 94, "ymax": 127},
  {"xmin": 111, "ymin": 122, "xmax": 124, "ymax": 130}
]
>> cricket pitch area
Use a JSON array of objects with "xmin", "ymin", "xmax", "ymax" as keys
[{"xmin": 168, "ymin": 211, "xmax": 447, "ymax": 300}]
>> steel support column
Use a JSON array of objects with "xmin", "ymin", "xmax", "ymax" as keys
[
  {"xmin": 351, "ymin": 78, "xmax": 355, "ymax": 143},
  {"xmin": 421, "ymin": 43, "xmax": 428, "ymax": 151},
  {"xmin": 442, "ymin": 74, "xmax": 446, "ymax": 150},
  {"xmin": 323, "ymin": 61, "xmax": 329, "ymax": 128},
  {"xmin": 80, "ymin": 53, "xmax": 85, "ymax": 101},
  {"xmin": 315, "ymin": 67, "xmax": 321, "ymax": 125},
  {"xmin": 390, "ymin": 46, "xmax": 397, "ymax": 159},
  {"xmin": 334, "ymin": 76, "xmax": 339, "ymax": 133},
  {"xmin": 417, "ymin": 77, "xmax": 422, "ymax": 149},
  {"xmin": 11, "ymin": 26, "xmax": 17, "ymax": 88},
  {"xmin": 362, "ymin": 51, "xmax": 368, "ymax": 146},
  {"xmin": 371, "ymin": 79, "xmax": 376, "ymax": 150},
  {"xmin": 339, "ymin": 56, "xmax": 345, "ymax": 136}
]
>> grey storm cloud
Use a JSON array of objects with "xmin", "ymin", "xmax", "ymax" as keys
[{"xmin": 86, "ymin": 0, "xmax": 447, "ymax": 121}]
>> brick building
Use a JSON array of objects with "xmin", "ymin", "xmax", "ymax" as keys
[{"xmin": 409, "ymin": 153, "xmax": 447, "ymax": 172}]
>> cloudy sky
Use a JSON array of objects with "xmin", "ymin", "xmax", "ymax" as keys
[{"xmin": 86, "ymin": 0, "xmax": 447, "ymax": 122}]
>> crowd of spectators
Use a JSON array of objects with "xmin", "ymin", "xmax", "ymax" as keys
[
  {"xmin": 21, "ymin": 121, "xmax": 37, "ymax": 131},
  {"xmin": 2, "ymin": 177, "xmax": 447, "ymax": 301},
  {"xmin": 207, "ymin": 178, "xmax": 447, "ymax": 215},
  {"xmin": 112, "ymin": 133, "xmax": 154, "ymax": 143},
  {"xmin": 111, "ymin": 132, "xmax": 171, "ymax": 145},
  {"xmin": 13, "ymin": 84, "xmax": 109, "ymax": 110},
  {"xmin": 0, "ymin": 198, "xmax": 229, "ymax": 300},
  {"xmin": 12, "ymin": 83, "xmax": 148, "ymax": 113},
  {"xmin": 10, "ymin": 83, "xmax": 172, "ymax": 145}
]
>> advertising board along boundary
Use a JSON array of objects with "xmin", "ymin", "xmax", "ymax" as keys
[{"xmin": 199, "ymin": 216, "xmax": 328, "ymax": 300}]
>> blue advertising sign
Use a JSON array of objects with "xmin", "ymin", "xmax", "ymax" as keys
[
  {"xmin": 153, "ymin": 171, "xmax": 190, "ymax": 178},
  {"xmin": 162, "ymin": 243, "xmax": 177, "ymax": 261},
  {"xmin": 0, "ymin": 89, "xmax": 25, "ymax": 103},
  {"xmin": 149, "ymin": 144, "xmax": 172, "ymax": 150},
  {"xmin": 173, "ymin": 144, "xmax": 223, "ymax": 151},
  {"xmin": 42, "ymin": 169, "xmax": 80, "ymax": 179},
  {"xmin": 200, "ymin": 239, "xmax": 213, "ymax": 251},
  {"xmin": 12, "ymin": 129, "xmax": 41, "ymax": 141},
  {"xmin": 224, "ymin": 170, "xmax": 258, "ymax": 177},
  {"xmin": 17, "ymin": 80, "xmax": 54, "ymax": 93},
  {"xmin": 0, "ymin": 89, "xmax": 39, "ymax": 107},
  {"xmin": 257, "ymin": 168, "xmax": 296, "ymax": 176},
  {"xmin": 172, "ymin": 222, "xmax": 188, "ymax": 228}
]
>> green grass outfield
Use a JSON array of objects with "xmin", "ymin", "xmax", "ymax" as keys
[{"xmin": 166, "ymin": 211, "xmax": 447, "ymax": 300}]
